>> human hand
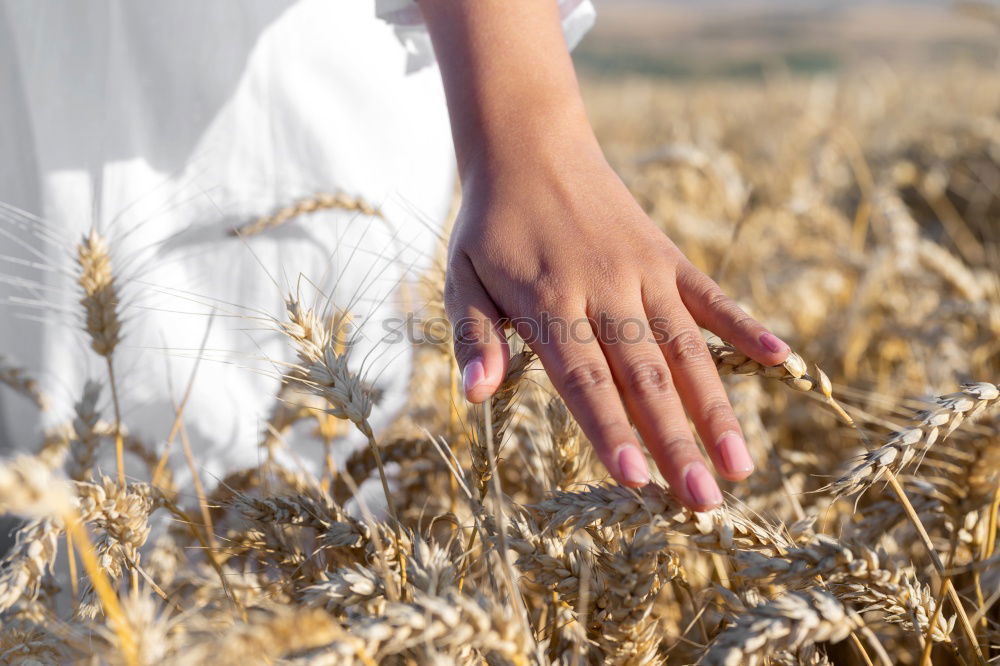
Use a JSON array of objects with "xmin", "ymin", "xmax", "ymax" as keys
[
  {"xmin": 420, "ymin": 0, "xmax": 790, "ymax": 510},
  {"xmin": 445, "ymin": 134, "xmax": 790, "ymax": 510}
]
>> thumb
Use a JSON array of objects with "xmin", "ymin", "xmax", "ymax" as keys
[{"xmin": 445, "ymin": 255, "xmax": 510, "ymax": 404}]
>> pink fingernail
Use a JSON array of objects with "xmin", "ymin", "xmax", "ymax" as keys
[
  {"xmin": 717, "ymin": 431, "xmax": 754, "ymax": 475},
  {"xmin": 684, "ymin": 462, "xmax": 723, "ymax": 509},
  {"xmin": 616, "ymin": 445, "xmax": 650, "ymax": 487},
  {"xmin": 462, "ymin": 358, "xmax": 485, "ymax": 396},
  {"xmin": 759, "ymin": 332, "xmax": 789, "ymax": 356}
]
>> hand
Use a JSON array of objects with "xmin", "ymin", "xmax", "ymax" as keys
[
  {"xmin": 419, "ymin": 0, "xmax": 790, "ymax": 510},
  {"xmin": 445, "ymin": 135, "xmax": 790, "ymax": 510}
]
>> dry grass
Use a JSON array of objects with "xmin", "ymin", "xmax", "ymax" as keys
[{"xmin": 0, "ymin": 58, "xmax": 998, "ymax": 665}]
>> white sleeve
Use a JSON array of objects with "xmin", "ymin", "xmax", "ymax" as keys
[{"xmin": 376, "ymin": 0, "xmax": 596, "ymax": 72}]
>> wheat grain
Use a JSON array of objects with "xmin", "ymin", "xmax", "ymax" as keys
[
  {"xmin": 736, "ymin": 534, "xmax": 955, "ymax": 641},
  {"xmin": 0, "ymin": 518, "xmax": 59, "ymax": 614},
  {"xmin": 76, "ymin": 230, "xmax": 122, "ymax": 358},
  {"xmin": 304, "ymin": 565, "xmax": 385, "ymax": 612},
  {"xmin": 534, "ymin": 483, "xmax": 791, "ymax": 554},
  {"xmin": 593, "ymin": 521, "xmax": 679, "ymax": 665},
  {"xmin": 702, "ymin": 590, "xmax": 863, "ymax": 666},
  {"xmin": 830, "ymin": 382, "xmax": 999, "ymax": 496},
  {"xmin": 546, "ymin": 397, "xmax": 584, "ymax": 490}
]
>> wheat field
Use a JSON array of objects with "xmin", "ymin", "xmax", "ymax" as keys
[{"xmin": 0, "ymin": 25, "xmax": 999, "ymax": 666}]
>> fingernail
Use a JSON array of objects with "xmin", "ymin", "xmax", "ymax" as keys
[
  {"xmin": 684, "ymin": 462, "xmax": 723, "ymax": 509},
  {"xmin": 717, "ymin": 431, "xmax": 754, "ymax": 475},
  {"xmin": 616, "ymin": 445, "xmax": 650, "ymax": 487},
  {"xmin": 462, "ymin": 358, "xmax": 485, "ymax": 396},
  {"xmin": 759, "ymin": 332, "xmax": 789, "ymax": 356}
]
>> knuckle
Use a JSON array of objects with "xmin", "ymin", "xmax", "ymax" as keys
[
  {"xmin": 529, "ymin": 273, "xmax": 564, "ymax": 309},
  {"xmin": 729, "ymin": 313, "xmax": 757, "ymax": 333},
  {"xmin": 709, "ymin": 293, "xmax": 755, "ymax": 328},
  {"xmin": 624, "ymin": 360, "xmax": 673, "ymax": 398},
  {"xmin": 561, "ymin": 362, "xmax": 614, "ymax": 399},
  {"xmin": 665, "ymin": 330, "xmax": 707, "ymax": 365},
  {"xmin": 706, "ymin": 291, "xmax": 733, "ymax": 310},
  {"xmin": 658, "ymin": 434, "xmax": 696, "ymax": 459},
  {"xmin": 452, "ymin": 317, "xmax": 482, "ymax": 343},
  {"xmin": 588, "ymin": 254, "xmax": 618, "ymax": 283},
  {"xmin": 701, "ymin": 399, "xmax": 736, "ymax": 427}
]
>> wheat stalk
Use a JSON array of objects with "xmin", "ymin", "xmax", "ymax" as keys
[
  {"xmin": 229, "ymin": 191, "xmax": 383, "ymax": 237},
  {"xmin": 68, "ymin": 380, "xmax": 102, "ymax": 481},
  {"xmin": 546, "ymin": 397, "xmax": 584, "ymax": 490},
  {"xmin": 534, "ymin": 483, "xmax": 791, "ymax": 554},
  {"xmin": 76, "ymin": 230, "xmax": 126, "ymax": 485},
  {"xmin": 0, "ymin": 518, "xmax": 59, "ymax": 614},
  {"xmin": 830, "ymin": 382, "xmax": 999, "ymax": 496},
  {"xmin": 593, "ymin": 521, "xmax": 679, "ymax": 664},
  {"xmin": 709, "ymin": 340, "xmax": 853, "ymax": 423},
  {"xmin": 0, "ymin": 356, "xmax": 48, "ymax": 411},
  {"xmin": 736, "ymin": 535, "xmax": 955, "ymax": 641},
  {"xmin": 471, "ymin": 350, "xmax": 535, "ymax": 499},
  {"xmin": 702, "ymin": 590, "xmax": 863, "ymax": 666}
]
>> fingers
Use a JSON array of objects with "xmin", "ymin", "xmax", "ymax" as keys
[
  {"xmin": 593, "ymin": 304, "xmax": 724, "ymax": 509},
  {"xmin": 523, "ymin": 312, "xmax": 650, "ymax": 488},
  {"xmin": 676, "ymin": 265, "xmax": 790, "ymax": 367},
  {"xmin": 642, "ymin": 288, "xmax": 756, "ymax": 486},
  {"xmin": 444, "ymin": 254, "xmax": 510, "ymax": 403}
]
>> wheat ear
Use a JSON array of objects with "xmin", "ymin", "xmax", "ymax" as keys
[
  {"xmin": 230, "ymin": 191, "xmax": 383, "ymax": 237},
  {"xmin": 702, "ymin": 590, "xmax": 863, "ymax": 666},
  {"xmin": 471, "ymin": 349, "xmax": 535, "ymax": 499},
  {"xmin": 0, "ymin": 355, "xmax": 48, "ymax": 410},
  {"xmin": 0, "ymin": 455, "xmax": 136, "ymax": 664},
  {"xmin": 736, "ymin": 535, "xmax": 954, "ymax": 641},
  {"xmin": 594, "ymin": 521, "xmax": 680, "ymax": 664},
  {"xmin": 535, "ymin": 483, "xmax": 792, "ymax": 554},
  {"xmin": 76, "ymin": 230, "xmax": 126, "ymax": 485},
  {"xmin": 829, "ymin": 382, "xmax": 999, "ymax": 496},
  {"xmin": 68, "ymin": 380, "xmax": 102, "ymax": 481},
  {"xmin": 709, "ymin": 340, "xmax": 853, "ymax": 423}
]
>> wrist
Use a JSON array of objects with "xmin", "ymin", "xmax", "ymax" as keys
[{"xmin": 458, "ymin": 97, "xmax": 603, "ymax": 193}]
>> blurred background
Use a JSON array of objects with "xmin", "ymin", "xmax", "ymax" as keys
[
  {"xmin": 565, "ymin": 0, "xmax": 998, "ymax": 397},
  {"xmin": 575, "ymin": 0, "xmax": 997, "ymax": 79}
]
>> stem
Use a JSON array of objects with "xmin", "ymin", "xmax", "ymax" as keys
[
  {"xmin": 849, "ymin": 632, "xmax": 876, "ymax": 666},
  {"xmin": 179, "ymin": 420, "xmax": 216, "ymax": 549},
  {"xmin": 63, "ymin": 511, "xmax": 137, "ymax": 666},
  {"xmin": 858, "ymin": 626, "xmax": 894, "ymax": 666},
  {"xmin": 457, "ymin": 527, "xmax": 478, "ymax": 593},
  {"xmin": 322, "ymin": 437, "xmax": 337, "ymax": 494},
  {"xmin": 65, "ymin": 530, "xmax": 79, "ymax": 605},
  {"xmin": 977, "ymin": 482, "xmax": 1000, "ymax": 655},
  {"xmin": 920, "ymin": 573, "xmax": 950, "ymax": 666},
  {"xmin": 360, "ymin": 422, "xmax": 408, "ymax": 599},
  {"xmin": 105, "ymin": 357, "xmax": 125, "ymax": 486},
  {"xmin": 885, "ymin": 473, "xmax": 986, "ymax": 666},
  {"xmin": 159, "ymin": 497, "xmax": 245, "ymax": 618},
  {"xmin": 448, "ymin": 356, "xmax": 460, "ymax": 514}
]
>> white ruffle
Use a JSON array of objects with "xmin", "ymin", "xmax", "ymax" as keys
[{"xmin": 375, "ymin": 0, "xmax": 596, "ymax": 72}]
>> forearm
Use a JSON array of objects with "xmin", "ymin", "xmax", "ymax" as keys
[{"xmin": 418, "ymin": 0, "xmax": 600, "ymax": 186}]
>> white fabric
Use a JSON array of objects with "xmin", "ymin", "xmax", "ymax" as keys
[
  {"xmin": 0, "ymin": 0, "xmax": 594, "ymax": 483},
  {"xmin": 0, "ymin": 0, "xmax": 454, "ymax": 483},
  {"xmin": 376, "ymin": 0, "xmax": 597, "ymax": 72}
]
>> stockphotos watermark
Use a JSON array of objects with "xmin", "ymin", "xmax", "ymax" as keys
[{"xmin": 382, "ymin": 312, "xmax": 674, "ymax": 346}]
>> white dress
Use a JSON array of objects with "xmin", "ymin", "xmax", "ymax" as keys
[{"xmin": 0, "ymin": 0, "xmax": 594, "ymax": 483}]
